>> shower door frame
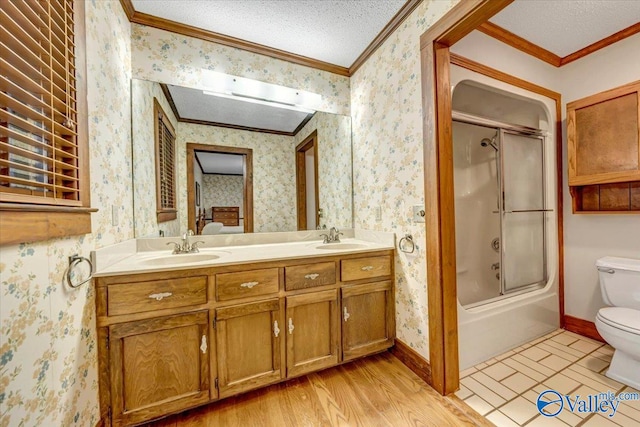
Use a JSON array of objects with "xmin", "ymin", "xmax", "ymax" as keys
[
  {"xmin": 419, "ymin": 0, "xmax": 564, "ymax": 396},
  {"xmin": 453, "ymin": 112, "xmax": 550, "ymax": 303}
]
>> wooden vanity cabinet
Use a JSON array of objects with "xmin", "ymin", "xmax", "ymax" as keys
[
  {"xmin": 215, "ymin": 298, "xmax": 284, "ymax": 398},
  {"xmin": 341, "ymin": 281, "xmax": 395, "ymax": 361},
  {"xmin": 567, "ymin": 81, "xmax": 640, "ymax": 212},
  {"xmin": 285, "ymin": 289, "xmax": 340, "ymax": 378},
  {"xmin": 96, "ymin": 249, "xmax": 394, "ymax": 427},
  {"xmin": 107, "ymin": 311, "xmax": 211, "ymax": 427}
]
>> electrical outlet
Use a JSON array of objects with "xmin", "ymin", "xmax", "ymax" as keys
[
  {"xmin": 412, "ymin": 205, "xmax": 425, "ymax": 223},
  {"xmin": 111, "ymin": 205, "xmax": 119, "ymax": 226},
  {"xmin": 374, "ymin": 206, "xmax": 382, "ymax": 222}
]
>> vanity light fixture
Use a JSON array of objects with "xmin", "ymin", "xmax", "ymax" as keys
[
  {"xmin": 201, "ymin": 70, "xmax": 321, "ymax": 113},
  {"xmin": 202, "ymin": 90, "xmax": 316, "ymax": 114}
]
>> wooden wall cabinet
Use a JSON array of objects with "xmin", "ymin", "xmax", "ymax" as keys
[
  {"xmin": 96, "ymin": 249, "xmax": 394, "ymax": 426},
  {"xmin": 567, "ymin": 81, "xmax": 640, "ymax": 213}
]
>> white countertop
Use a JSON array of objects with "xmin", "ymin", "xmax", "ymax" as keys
[{"xmin": 93, "ymin": 235, "xmax": 394, "ymax": 277}]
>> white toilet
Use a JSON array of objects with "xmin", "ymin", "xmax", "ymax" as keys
[{"xmin": 594, "ymin": 256, "xmax": 640, "ymax": 390}]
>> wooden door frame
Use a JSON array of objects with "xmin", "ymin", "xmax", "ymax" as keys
[
  {"xmin": 295, "ymin": 131, "xmax": 320, "ymax": 230},
  {"xmin": 187, "ymin": 143, "xmax": 254, "ymax": 233},
  {"xmin": 420, "ymin": 0, "xmax": 515, "ymax": 395},
  {"xmin": 421, "ymin": 0, "xmax": 565, "ymax": 396}
]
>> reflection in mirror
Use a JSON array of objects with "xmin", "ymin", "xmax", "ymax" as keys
[{"xmin": 131, "ymin": 78, "xmax": 353, "ymax": 237}]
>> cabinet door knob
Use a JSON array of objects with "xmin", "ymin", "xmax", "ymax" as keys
[
  {"xmin": 361, "ymin": 265, "xmax": 374, "ymax": 271},
  {"xmin": 240, "ymin": 281, "xmax": 259, "ymax": 289},
  {"xmin": 343, "ymin": 307, "xmax": 350, "ymax": 322},
  {"xmin": 148, "ymin": 292, "xmax": 172, "ymax": 301},
  {"xmin": 288, "ymin": 318, "xmax": 295, "ymax": 335},
  {"xmin": 304, "ymin": 273, "xmax": 320, "ymax": 280},
  {"xmin": 200, "ymin": 335, "xmax": 207, "ymax": 354},
  {"xmin": 273, "ymin": 320, "xmax": 280, "ymax": 338}
]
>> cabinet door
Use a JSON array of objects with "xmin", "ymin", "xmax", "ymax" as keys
[
  {"xmin": 286, "ymin": 289, "xmax": 339, "ymax": 378},
  {"xmin": 109, "ymin": 311, "xmax": 210, "ymax": 427},
  {"xmin": 568, "ymin": 81, "xmax": 640, "ymax": 186},
  {"xmin": 342, "ymin": 281, "xmax": 395, "ymax": 361},
  {"xmin": 216, "ymin": 299, "xmax": 283, "ymax": 398}
]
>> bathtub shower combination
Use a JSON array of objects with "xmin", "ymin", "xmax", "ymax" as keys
[{"xmin": 451, "ymin": 78, "xmax": 560, "ymax": 369}]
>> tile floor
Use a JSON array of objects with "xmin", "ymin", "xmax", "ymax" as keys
[{"xmin": 456, "ymin": 329, "xmax": 640, "ymax": 426}]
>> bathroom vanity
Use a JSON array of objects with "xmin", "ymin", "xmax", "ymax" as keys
[{"xmin": 93, "ymin": 237, "xmax": 395, "ymax": 427}]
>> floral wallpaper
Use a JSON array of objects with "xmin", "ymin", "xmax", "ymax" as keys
[
  {"xmin": 351, "ymin": 0, "xmax": 459, "ymax": 359},
  {"xmin": 176, "ymin": 123, "xmax": 297, "ymax": 233},
  {"xmin": 0, "ymin": 1, "xmax": 132, "ymax": 426},
  {"xmin": 131, "ymin": 79, "xmax": 180, "ymax": 237},
  {"xmin": 202, "ymin": 175, "xmax": 244, "ymax": 218},
  {"xmin": 293, "ymin": 112, "xmax": 353, "ymax": 230},
  {"xmin": 131, "ymin": 24, "xmax": 350, "ymax": 116}
]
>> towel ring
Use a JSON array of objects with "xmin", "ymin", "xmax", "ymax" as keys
[
  {"xmin": 398, "ymin": 234, "xmax": 415, "ymax": 254},
  {"xmin": 65, "ymin": 254, "xmax": 93, "ymax": 289}
]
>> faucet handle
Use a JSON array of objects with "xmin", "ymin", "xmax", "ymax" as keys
[
  {"xmin": 190, "ymin": 241, "xmax": 205, "ymax": 253},
  {"xmin": 334, "ymin": 230, "xmax": 343, "ymax": 242},
  {"xmin": 319, "ymin": 233, "xmax": 330, "ymax": 244},
  {"xmin": 166, "ymin": 241, "xmax": 181, "ymax": 254}
]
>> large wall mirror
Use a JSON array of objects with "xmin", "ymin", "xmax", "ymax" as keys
[{"xmin": 131, "ymin": 78, "xmax": 353, "ymax": 237}]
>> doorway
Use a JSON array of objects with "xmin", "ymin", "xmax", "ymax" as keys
[
  {"xmin": 295, "ymin": 131, "xmax": 319, "ymax": 230},
  {"xmin": 186, "ymin": 143, "xmax": 254, "ymax": 233}
]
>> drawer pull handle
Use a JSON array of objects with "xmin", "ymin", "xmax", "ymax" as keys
[
  {"xmin": 148, "ymin": 292, "xmax": 172, "ymax": 301},
  {"xmin": 274, "ymin": 320, "xmax": 280, "ymax": 338},
  {"xmin": 200, "ymin": 335, "xmax": 207, "ymax": 354},
  {"xmin": 305, "ymin": 273, "xmax": 320, "ymax": 280},
  {"xmin": 288, "ymin": 318, "xmax": 295, "ymax": 335},
  {"xmin": 343, "ymin": 307, "xmax": 350, "ymax": 322},
  {"xmin": 240, "ymin": 281, "xmax": 259, "ymax": 289},
  {"xmin": 361, "ymin": 265, "xmax": 374, "ymax": 271}
]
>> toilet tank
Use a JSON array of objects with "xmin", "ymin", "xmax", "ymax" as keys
[{"xmin": 596, "ymin": 256, "xmax": 640, "ymax": 309}]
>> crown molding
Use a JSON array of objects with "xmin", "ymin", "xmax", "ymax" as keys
[
  {"xmin": 478, "ymin": 22, "xmax": 561, "ymax": 66},
  {"xmin": 349, "ymin": 0, "xmax": 423, "ymax": 75},
  {"xmin": 479, "ymin": 21, "xmax": 640, "ymax": 68},
  {"xmin": 119, "ymin": 0, "xmax": 135, "ymax": 21},
  {"xmin": 560, "ymin": 22, "xmax": 640, "ymax": 66},
  {"xmin": 119, "ymin": 0, "xmax": 424, "ymax": 77}
]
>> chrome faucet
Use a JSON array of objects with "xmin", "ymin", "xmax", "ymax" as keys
[
  {"xmin": 320, "ymin": 227, "xmax": 343, "ymax": 244},
  {"xmin": 167, "ymin": 230, "xmax": 205, "ymax": 254}
]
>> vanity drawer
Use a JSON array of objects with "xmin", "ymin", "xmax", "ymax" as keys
[
  {"xmin": 216, "ymin": 268, "xmax": 280, "ymax": 301},
  {"xmin": 341, "ymin": 255, "xmax": 392, "ymax": 282},
  {"xmin": 107, "ymin": 276, "xmax": 208, "ymax": 316},
  {"xmin": 285, "ymin": 261, "xmax": 336, "ymax": 291}
]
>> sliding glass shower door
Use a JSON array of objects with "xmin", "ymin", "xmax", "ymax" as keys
[{"xmin": 500, "ymin": 131, "xmax": 547, "ymax": 294}]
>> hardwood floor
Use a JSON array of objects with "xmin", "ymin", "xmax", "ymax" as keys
[{"xmin": 144, "ymin": 352, "xmax": 491, "ymax": 426}]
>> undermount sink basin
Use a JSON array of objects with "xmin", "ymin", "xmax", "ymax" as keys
[
  {"xmin": 316, "ymin": 243, "xmax": 369, "ymax": 250},
  {"xmin": 141, "ymin": 252, "xmax": 226, "ymax": 266}
]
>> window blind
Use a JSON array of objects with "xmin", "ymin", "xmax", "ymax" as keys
[
  {"xmin": 155, "ymin": 99, "xmax": 176, "ymax": 219},
  {"xmin": 0, "ymin": 0, "xmax": 80, "ymax": 206}
]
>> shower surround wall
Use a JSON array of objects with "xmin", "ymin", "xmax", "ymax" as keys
[{"xmin": 351, "ymin": 0, "xmax": 459, "ymax": 358}]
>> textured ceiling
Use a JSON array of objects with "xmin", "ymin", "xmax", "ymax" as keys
[
  {"xmin": 196, "ymin": 151, "xmax": 244, "ymax": 175},
  {"xmin": 491, "ymin": 0, "xmax": 640, "ymax": 57},
  {"xmin": 167, "ymin": 84, "xmax": 311, "ymax": 133},
  {"xmin": 131, "ymin": 0, "xmax": 406, "ymax": 67}
]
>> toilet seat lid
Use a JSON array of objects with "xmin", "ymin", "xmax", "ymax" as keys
[{"xmin": 597, "ymin": 307, "xmax": 640, "ymax": 335}]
